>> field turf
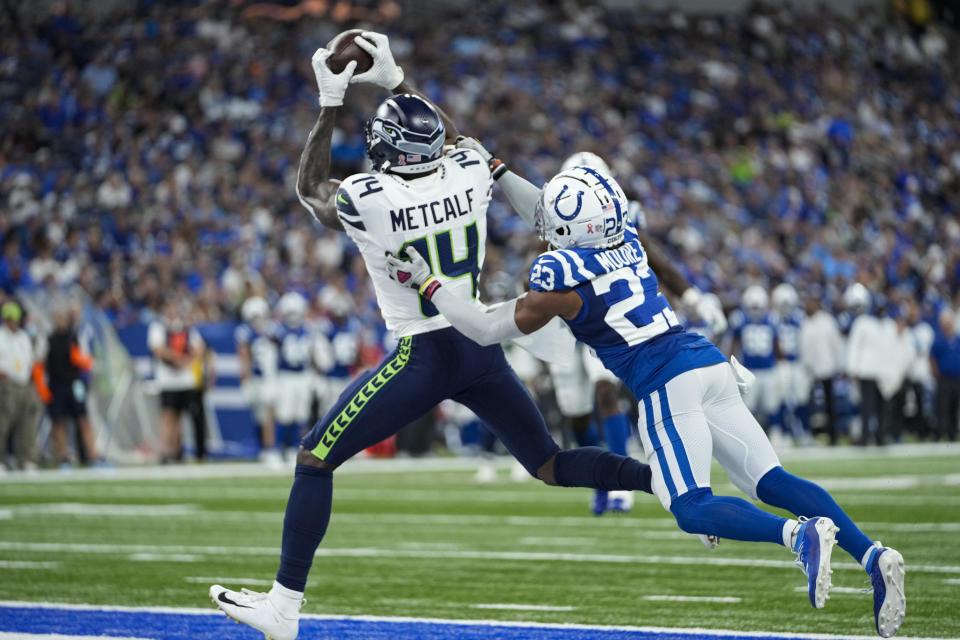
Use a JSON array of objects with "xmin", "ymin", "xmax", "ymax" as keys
[{"xmin": 0, "ymin": 446, "xmax": 957, "ymax": 639}]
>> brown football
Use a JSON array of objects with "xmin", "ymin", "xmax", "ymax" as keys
[{"xmin": 326, "ymin": 29, "xmax": 374, "ymax": 74}]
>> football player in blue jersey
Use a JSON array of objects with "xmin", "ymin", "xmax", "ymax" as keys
[
  {"xmin": 729, "ymin": 286, "xmax": 782, "ymax": 434},
  {"xmin": 272, "ymin": 292, "xmax": 317, "ymax": 458},
  {"xmin": 387, "ymin": 163, "xmax": 905, "ymax": 637},
  {"xmin": 772, "ymin": 283, "xmax": 812, "ymax": 443},
  {"xmin": 314, "ymin": 286, "xmax": 361, "ymax": 416},
  {"xmin": 236, "ymin": 296, "xmax": 280, "ymax": 463}
]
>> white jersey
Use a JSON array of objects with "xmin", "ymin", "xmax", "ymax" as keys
[{"xmin": 336, "ymin": 148, "xmax": 492, "ymax": 337}]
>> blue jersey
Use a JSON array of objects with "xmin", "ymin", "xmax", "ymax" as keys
[
  {"xmin": 324, "ymin": 318, "xmax": 361, "ymax": 380},
  {"xmin": 729, "ymin": 310, "xmax": 777, "ymax": 370},
  {"xmin": 274, "ymin": 324, "xmax": 313, "ymax": 373},
  {"xmin": 776, "ymin": 310, "xmax": 804, "ymax": 362},
  {"xmin": 234, "ymin": 322, "xmax": 276, "ymax": 377},
  {"xmin": 528, "ymin": 224, "xmax": 725, "ymax": 398}
]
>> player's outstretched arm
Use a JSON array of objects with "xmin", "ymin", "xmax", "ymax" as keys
[
  {"xmin": 385, "ymin": 247, "xmax": 580, "ymax": 346},
  {"xmin": 296, "ymin": 48, "xmax": 358, "ymax": 231},
  {"xmin": 455, "ymin": 137, "xmax": 538, "ymax": 225}
]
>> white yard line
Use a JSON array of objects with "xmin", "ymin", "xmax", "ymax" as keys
[
  {"xmin": 2, "ymin": 540, "xmax": 958, "ymax": 574},
  {"xmin": 128, "ymin": 553, "xmax": 202, "ymax": 563},
  {"xmin": 0, "ymin": 560, "xmax": 58, "ymax": 569},
  {"xmin": 518, "ymin": 537, "xmax": 598, "ymax": 546},
  {"xmin": 10, "ymin": 503, "xmax": 199, "ymax": 517},
  {"xmin": 0, "ymin": 600, "xmax": 944, "ymax": 640},
  {"xmin": 643, "ymin": 595, "xmax": 742, "ymax": 603},
  {"xmin": 1, "ymin": 442, "xmax": 958, "ymax": 484},
  {"xmin": 944, "ymin": 578, "xmax": 960, "ymax": 585},
  {"xmin": 470, "ymin": 603, "xmax": 577, "ymax": 611},
  {"xmin": 184, "ymin": 576, "xmax": 274, "ymax": 586}
]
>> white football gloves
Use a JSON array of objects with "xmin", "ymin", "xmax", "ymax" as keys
[
  {"xmin": 455, "ymin": 136, "xmax": 507, "ymax": 179},
  {"xmin": 386, "ymin": 246, "xmax": 441, "ymax": 299},
  {"xmin": 681, "ymin": 287, "xmax": 728, "ymax": 336},
  {"xmin": 350, "ymin": 32, "xmax": 404, "ymax": 90},
  {"xmin": 311, "ymin": 48, "xmax": 356, "ymax": 107}
]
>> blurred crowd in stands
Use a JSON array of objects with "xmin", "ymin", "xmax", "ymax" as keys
[{"xmin": 1, "ymin": 0, "xmax": 959, "ymax": 468}]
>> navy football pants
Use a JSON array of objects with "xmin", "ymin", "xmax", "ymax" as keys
[{"xmin": 301, "ymin": 327, "xmax": 561, "ymax": 474}]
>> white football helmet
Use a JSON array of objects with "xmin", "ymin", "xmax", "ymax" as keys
[
  {"xmin": 241, "ymin": 296, "xmax": 269, "ymax": 323},
  {"xmin": 561, "ymin": 151, "xmax": 612, "ymax": 176},
  {"xmin": 843, "ymin": 283, "xmax": 871, "ymax": 314},
  {"xmin": 278, "ymin": 292, "xmax": 307, "ymax": 327},
  {"xmin": 771, "ymin": 283, "xmax": 799, "ymax": 315},
  {"xmin": 742, "ymin": 285, "xmax": 769, "ymax": 313},
  {"xmin": 534, "ymin": 167, "xmax": 629, "ymax": 250},
  {"xmin": 318, "ymin": 286, "xmax": 353, "ymax": 319}
]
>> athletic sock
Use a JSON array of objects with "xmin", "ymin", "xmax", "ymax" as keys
[
  {"xmin": 553, "ymin": 446, "xmax": 652, "ymax": 493},
  {"xmin": 861, "ymin": 544, "xmax": 880, "ymax": 571},
  {"xmin": 782, "ymin": 518, "xmax": 800, "ymax": 548},
  {"xmin": 602, "ymin": 414, "xmax": 630, "ymax": 456},
  {"xmin": 670, "ymin": 488, "xmax": 786, "ymax": 544},
  {"xmin": 269, "ymin": 580, "xmax": 303, "ymax": 618},
  {"xmin": 574, "ymin": 423, "xmax": 600, "ymax": 448},
  {"xmin": 276, "ymin": 465, "xmax": 333, "ymax": 592},
  {"xmin": 756, "ymin": 466, "xmax": 874, "ymax": 564},
  {"xmin": 275, "ymin": 423, "xmax": 291, "ymax": 452}
]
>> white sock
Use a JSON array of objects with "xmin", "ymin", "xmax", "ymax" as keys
[
  {"xmin": 782, "ymin": 519, "xmax": 800, "ymax": 548},
  {"xmin": 270, "ymin": 580, "xmax": 303, "ymax": 617},
  {"xmin": 861, "ymin": 544, "xmax": 878, "ymax": 571}
]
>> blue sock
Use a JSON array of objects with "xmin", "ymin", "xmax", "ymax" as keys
[
  {"xmin": 574, "ymin": 423, "xmax": 599, "ymax": 448},
  {"xmin": 670, "ymin": 487, "xmax": 785, "ymax": 544},
  {"xmin": 756, "ymin": 466, "xmax": 873, "ymax": 566},
  {"xmin": 553, "ymin": 446, "xmax": 652, "ymax": 493},
  {"xmin": 603, "ymin": 414, "xmax": 630, "ymax": 456},
  {"xmin": 276, "ymin": 466, "xmax": 333, "ymax": 592}
]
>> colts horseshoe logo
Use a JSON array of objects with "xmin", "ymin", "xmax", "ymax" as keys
[{"xmin": 553, "ymin": 185, "xmax": 584, "ymax": 221}]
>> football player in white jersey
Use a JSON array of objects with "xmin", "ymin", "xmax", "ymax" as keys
[
  {"xmin": 388, "ymin": 162, "xmax": 905, "ymax": 638},
  {"xmin": 210, "ymin": 32, "xmax": 657, "ymax": 640},
  {"xmin": 236, "ymin": 296, "xmax": 279, "ymax": 462}
]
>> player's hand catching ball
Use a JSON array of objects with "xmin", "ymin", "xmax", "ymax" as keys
[
  {"xmin": 350, "ymin": 32, "xmax": 404, "ymax": 90},
  {"xmin": 311, "ymin": 48, "xmax": 357, "ymax": 107},
  {"xmin": 386, "ymin": 247, "xmax": 443, "ymax": 301}
]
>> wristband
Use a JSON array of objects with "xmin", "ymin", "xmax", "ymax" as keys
[
  {"xmin": 488, "ymin": 157, "xmax": 507, "ymax": 180},
  {"xmin": 419, "ymin": 276, "xmax": 442, "ymax": 301}
]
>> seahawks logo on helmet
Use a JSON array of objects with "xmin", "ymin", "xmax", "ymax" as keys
[{"xmin": 365, "ymin": 94, "xmax": 445, "ymax": 175}]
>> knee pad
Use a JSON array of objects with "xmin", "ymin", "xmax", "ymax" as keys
[{"xmin": 669, "ymin": 487, "xmax": 713, "ymax": 534}]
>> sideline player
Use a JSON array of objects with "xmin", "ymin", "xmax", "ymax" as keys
[
  {"xmin": 730, "ymin": 286, "xmax": 781, "ymax": 434},
  {"xmin": 272, "ymin": 292, "xmax": 316, "ymax": 458},
  {"xmin": 772, "ymin": 283, "xmax": 811, "ymax": 442},
  {"xmin": 387, "ymin": 164, "xmax": 906, "ymax": 638},
  {"xmin": 209, "ymin": 33, "xmax": 655, "ymax": 640},
  {"xmin": 236, "ymin": 296, "xmax": 279, "ymax": 462}
]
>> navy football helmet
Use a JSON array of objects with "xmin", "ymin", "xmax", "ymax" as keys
[{"xmin": 365, "ymin": 94, "xmax": 445, "ymax": 175}]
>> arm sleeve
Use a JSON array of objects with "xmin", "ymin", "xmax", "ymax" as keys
[
  {"xmin": 497, "ymin": 170, "xmax": 541, "ymax": 227},
  {"xmin": 430, "ymin": 287, "xmax": 525, "ymax": 346}
]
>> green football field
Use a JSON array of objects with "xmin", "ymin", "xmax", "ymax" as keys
[{"xmin": 0, "ymin": 447, "xmax": 958, "ymax": 639}]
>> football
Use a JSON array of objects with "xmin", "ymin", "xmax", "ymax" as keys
[{"xmin": 326, "ymin": 29, "xmax": 374, "ymax": 74}]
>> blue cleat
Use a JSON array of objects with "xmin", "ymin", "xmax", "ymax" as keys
[
  {"xmin": 590, "ymin": 490, "xmax": 608, "ymax": 516},
  {"xmin": 866, "ymin": 543, "xmax": 905, "ymax": 637},
  {"xmin": 792, "ymin": 516, "xmax": 838, "ymax": 609}
]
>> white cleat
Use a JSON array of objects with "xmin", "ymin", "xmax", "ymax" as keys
[
  {"xmin": 696, "ymin": 533, "xmax": 720, "ymax": 550},
  {"xmin": 210, "ymin": 584, "xmax": 301, "ymax": 640},
  {"xmin": 792, "ymin": 516, "xmax": 839, "ymax": 609},
  {"xmin": 867, "ymin": 543, "xmax": 906, "ymax": 637}
]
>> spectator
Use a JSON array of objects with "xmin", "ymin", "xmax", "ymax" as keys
[
  {"xmin": 46, "ymin": 304, "xmax": 102, "ymax": 468},
  {"xmin": 930, "ymin": 308, "xmax": 960, "ymax": 441},
  {"xmin": 799, "ymin": 296, "xmax": 844, "ymax": 444},
  {"xmin": 148, "ymin": 299, "xmax": 206, "ymax": 462},
  {"xmin": 0, "ymin": 302, "xmax": 43, "ymax": 471}
]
